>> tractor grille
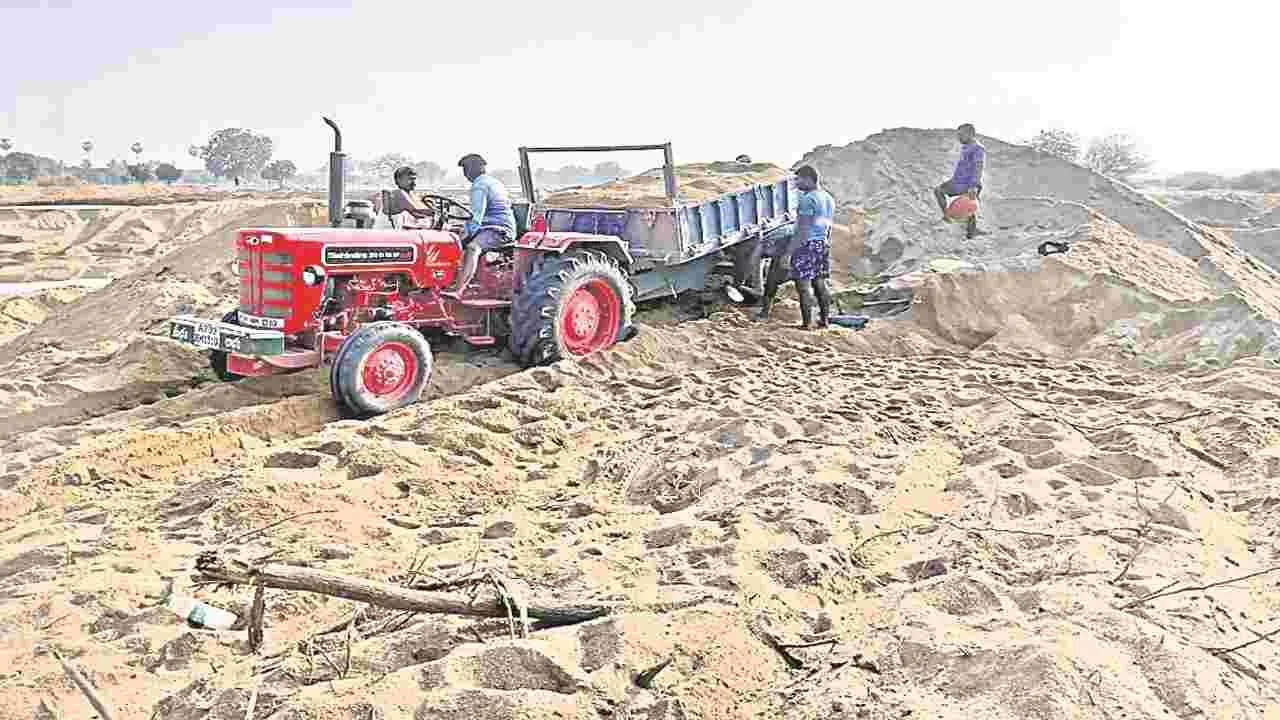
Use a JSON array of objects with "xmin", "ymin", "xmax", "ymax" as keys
[{"xmin": 238, "ymin": 246, "xmax": 294, "ymax": 321}]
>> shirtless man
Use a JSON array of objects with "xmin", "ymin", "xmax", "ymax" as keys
[{"xmin": 388, "ymin": 166, "xmax": 435, "ymax": 227}]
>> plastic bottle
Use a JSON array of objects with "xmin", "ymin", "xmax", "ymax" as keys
[{"xmin": 165, "ymin": 594, "xmax": 239, "ymax": 630}]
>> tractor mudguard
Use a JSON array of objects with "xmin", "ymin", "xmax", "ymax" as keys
[{"xmin": 514, "ymin": 232, "xmax": 633, "ymax": 264}]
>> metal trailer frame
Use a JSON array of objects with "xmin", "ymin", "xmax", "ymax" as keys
[{"xmin": 515, "ymin": 143, "xmax": 797, "ymax": 302}]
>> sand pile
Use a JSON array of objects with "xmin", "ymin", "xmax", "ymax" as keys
[
  {"xmin": 541, "ymin": 162, "xmax": 790, "ymax": 208},
  {"xmin": 1162, "ymin": 192, "xmax": 1262, "ymax": 227},
  {"xmin": 1225, "ymin": 228, "xmax": 1280, "ymax": 273},
  {"xmin": 0, "ymin": 199, "xmax": 330, "ymax": 473},
  {"xmin": 797, "ymin": 128, "xmax": 1280, "ymax": 366},
  {"xmin": 0, "ymin": 183, "xmax": 323, "ymax": 207},
  {"xmin": 1247, "ymin": 205, "xmax": 1280, "ymax": 228},
  {"xmin": 5, "ymin": 318, "xmax": 1280, "ymax": 719},
  {"xmin": 0, "ymin": 200, "xmax": 325, "ymax": 283},
  {"xmin": 0, "ymin": 285, "xmax": 87, "ymax": 344}
]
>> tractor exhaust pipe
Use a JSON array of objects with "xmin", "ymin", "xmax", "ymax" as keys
[{"xmin": 323, "ymin": 116, "xmax": 344, "ymax": 227}]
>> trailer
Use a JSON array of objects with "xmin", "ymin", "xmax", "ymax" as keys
[{"xmin": 514, "ymin": 144, "xmax": 798, "ymax": 302}]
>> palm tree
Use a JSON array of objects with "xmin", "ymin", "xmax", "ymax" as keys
[
  {"xmin": 0, "ymin": 138, "xmax": 12, "ymax": 153},
  {"xmin": 131, "ymin": 142, "xmax": 143, "ymax": 164},
  {"xmin": 81, "ymin": 140, "xmax": 94, "ymax": 167}
]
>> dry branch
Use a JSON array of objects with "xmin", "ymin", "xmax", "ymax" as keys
[
  {"xmin": 1111, "ymin": 484, "xmax": 1179, "ymax": 584},
  {"xmin": 984, "ymin": 382, "xmax": 1213, "ymax": 436},
  {"xmin": 1208, "ymin": 624, "xmax": 1280, "ymax": 656},
  {"xmin": 221, "ymin": 509, "xmax": 337, "ymax": 547},
  {"xmin": 635, "ymin": 657, "xmax": 674, "ymax": 689},
  {"xmin": 195, "ymin": 551, "xmax": 613, "ymax": 625},
  {"xmin": 1119, "ymin": 565, "xmax": 1280, "ymax": 609},
  {"xmin": 248, "ymin": 584, "xmax": 266, "ymax": 651},
  {"xmin": 50, "ymin": 647, "xmax": 114, "ymax": 720}
]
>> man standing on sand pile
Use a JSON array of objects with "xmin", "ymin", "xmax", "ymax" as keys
[
  {"xmin": 761, "ymin": 164, "xmax": 834, "ymax": 329},
  {"xmin": 445, "ymin": 153, "xmax": 517, "ymax": 297},
  {"xmin": 934, "ymin": 123, "xmax": 988, "ymax": 239}
]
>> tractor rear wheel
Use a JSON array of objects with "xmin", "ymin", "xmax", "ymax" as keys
[
  {"xmin": 509, "ymin": 249, "xmax": 635, "ymax": 367},
  {"xmin": 210, "ymin": 309, "xmax": 244, "ymax": 382},
  {"xmin": 330, "ymin": 323, "xmax": 433, "ymax": 416}
]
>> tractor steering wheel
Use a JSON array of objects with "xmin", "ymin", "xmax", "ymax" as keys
[{"xmin": 419, "ymin": 194, "xmax": 473, "ymax": 232}]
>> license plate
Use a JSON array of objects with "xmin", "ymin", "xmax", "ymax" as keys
[
  {"xmin": 192, "ymin": 321, "xmax": 221, "ymax": 349},
  {"xmin": 168, "ymin": 315, "xmax": 286, "ymax": 356}
]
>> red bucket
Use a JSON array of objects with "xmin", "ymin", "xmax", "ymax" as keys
[{"xmin": 945, "ymin": 195, "xmax": 978, "ymax": 221}]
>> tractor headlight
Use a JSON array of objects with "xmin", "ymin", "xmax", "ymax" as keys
[{"xmin": 302, "ymin": 265, "xmax": 326, "ymax": 286}]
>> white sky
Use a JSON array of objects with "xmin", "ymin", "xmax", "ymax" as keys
[{"xmin": 0, "ymin": 0, "xmax": 1273, "ymax": 176}]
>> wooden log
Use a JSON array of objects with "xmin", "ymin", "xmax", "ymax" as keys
[{"xmin": 195, "ymin": 551, "xmax": 614, "ymax": 625}]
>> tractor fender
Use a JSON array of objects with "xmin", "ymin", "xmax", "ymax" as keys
[
  {"xmin": 513, "ymin": 232, "xmax": 633, "ymax": 293},
  {"xmin": 514, "ymin": 231, "xmax": 633, "ymax": 266}
]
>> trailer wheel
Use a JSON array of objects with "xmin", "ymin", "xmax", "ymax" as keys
[
  {"xmin": 509, "ymin": 249, "xmax": 634, "ymax": 367},
  {"xmin": 331, "ymin": 323, "xmax": 432, "ymax": 416},
  {"xmin": 210, "ymin": 310, "xmax": 244, "ymax": 382}
]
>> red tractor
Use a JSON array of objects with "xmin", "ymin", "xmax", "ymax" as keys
[{"xmin": 168, "ymin": 118, "xmax": 796, "ymax": 416}]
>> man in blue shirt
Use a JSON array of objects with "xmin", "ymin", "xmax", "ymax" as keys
[
  {"xmin": 933, "ymin": 123, "xmax": 987, "ymax": 239},
  {"xmin": 446, "ymin": 153, "xmax": 517, "ymax": 296},
  {"xmin": 781, "ymin": 164, "xmax": 835, "ymax": 329}
]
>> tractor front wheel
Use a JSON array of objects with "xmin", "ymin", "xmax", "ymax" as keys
[
  {"xmin": 509, "ymin": 249, "xmax": 635, "ymax": 367},
  {"xmin": 330, "ymin": 323, "xmax": 433, "ymax": 417},
  {"xmin": 210, "ymin": 309, "xmax": 244, "ymax": 382}
]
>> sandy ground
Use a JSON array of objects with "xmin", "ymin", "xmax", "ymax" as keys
[
  {"xmin": 5, "ymin": 133, "xmax": 1280, "ymax": 719},
  {"xmin": 0, "ymin": 183, "xmax": 324, "ymax": 207},
  {"xmin": 5, "ymin": 318, "xmax": 1280, "ymax": 719}
]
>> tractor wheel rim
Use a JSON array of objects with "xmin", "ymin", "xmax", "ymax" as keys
[
  {"xmin": 561, "ymin": 278, "xmax": 620, "ymax": 356},
  {"xmin": 362, "ymin": 341, "xmax": 417, "ymax": 398}
]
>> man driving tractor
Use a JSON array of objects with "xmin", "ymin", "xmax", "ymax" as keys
[
  {"xmin": 390, "ymin": 166, "xmax": 436, "ymax": 227},
  {"xmin": 445, "ymin": 153, "xmax": 517, "ymax": 297}
]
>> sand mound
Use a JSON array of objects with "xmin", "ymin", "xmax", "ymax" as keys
[
  {"xmin": 1247, "ymin": 206, "xmax": 1280, "ymax": 228},
  {"xmin": 0, "ymin": 200, "xmax": 331, "ymax": 475},
  {"xmin": 798, "ymin": 128, "xmax": 1280, "ymax": 366},
  {"xmin": 0, "ymin": 183, "xmax": 324, "ymax": 207},
  {"xmin": 1163, "ymin": 192, "xmax": 1262, "ymax": 227},
  {"xmin": 1224, "ymin": 228, "xmax": 1280, "ymax": 273},
  {"xmin": 0, "ymin": 200, "xmax": 326, "ymax": 283},
  {"xmin": 541, "ymin": 162, "xmax": 790, "ymax": 208},
  {"xmin": 6, "ymin": 318, "xmax": 1280, "ymax": 719},
  {"xmin": 0, "ymin": 285, "xmax": 86, "ymax": 344}
]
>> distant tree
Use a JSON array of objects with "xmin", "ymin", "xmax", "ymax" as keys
[
  {"xmin": 107, "ymin": 158, "xmax": 128, "ymax": 181},
  {"xmin": 155, "ymin": 162, "xmax": 183, "ymax": 184},
  {"xmin": 4, "ymin": 152, "xmax": 37, "ymax": 181},
  {"xmin": 261, "ymin": 159, "xmax": 298, "ymax": 189},
  {"xmin": 127, "ymin": 163, "xmax": 154, "ymax": 183},
  {"xmin": 491, "ymin": 168, "xmax": 519, "ymax": 189},
  {"xmin": 411, "ymin": 160, "xmax": 446, "ymax": 186},
  {"xmin": 367, "ymin": 152, "xmax": 414, "ymax": 180},
  {"xmin": 552, "ymin": 165, "xmax": 591, "ymax": 186},
  {"xmin": 198, "ymin": 128, "xmax": 274, "ymax": 183},
  {"xmin": 1084, "ymin": 133, "xmax": 1152, "ymax": 183},
  {"xmin": 1026, "ymin": 129, "xmax": 1081, "ymax": 163},
  {"xmin": 591, "ymin": 161, "xmax": 628, "ymax": 179},
  {"xmin": 0, "ymin": 138, "xmax": 12, "ymax": 153},
  {"xmin": 131, "ymin": 142, "xmax": 144, "ymax": 164}
]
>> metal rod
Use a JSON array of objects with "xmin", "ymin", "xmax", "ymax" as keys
[
  {"xmin": 517, "ymin": 147, "xmax": 534, "ymax": 203},
  {"xmin": 520, "ymin": 144, "xmax": 671, "ymax": 153}
]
